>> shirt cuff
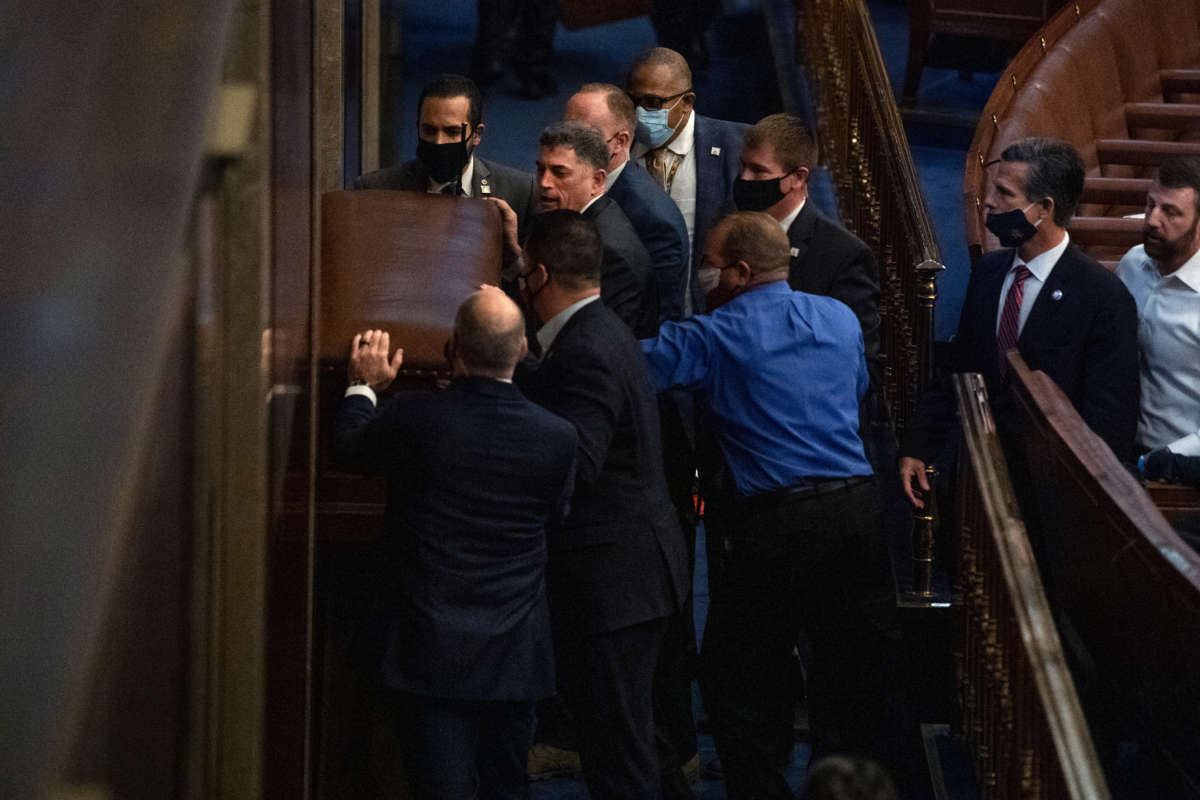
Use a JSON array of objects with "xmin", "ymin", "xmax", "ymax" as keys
[
  {"xmin": 1166, "ymin": 432, "xmax": 1200, "ymax": 457},
  {"xmin": 344, "ymin": 384, "xmax": 377, "ymax": 405}
]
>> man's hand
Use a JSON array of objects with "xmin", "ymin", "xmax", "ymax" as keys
[
  {"xmin": 485, "ymin": 196, "xmax": 522, "ymax": 271},
  {"xmin": 899, "ymin": 456, "xmax": 930, "ymax": 509},
  {"xmin": 349, "ymin": 329, "xmax": 404, "ymax": 391}
]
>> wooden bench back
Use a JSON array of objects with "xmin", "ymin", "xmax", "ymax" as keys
[{"xmin": 1006, "ymin": 351, "xmax": 1200, "ymax": 790}]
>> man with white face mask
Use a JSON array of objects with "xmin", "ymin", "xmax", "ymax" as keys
[{"xmin": 626, "ymin": 47, "xmax": 747, "ymax": 314}]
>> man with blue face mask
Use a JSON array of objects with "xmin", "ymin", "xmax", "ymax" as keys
[
  {"xmin": 900, "ymin": 137, "xmax": 1139, "ymax": 508},
  {"xmin": 626, "ymin": 47, "xmax": 747, "ymax": 315}
]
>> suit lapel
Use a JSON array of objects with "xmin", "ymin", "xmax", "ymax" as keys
[
  {"xmin": 787, "ymin": 201, "xmax": 817, "ymax": 268},
  {"xmin": 473, "ymin": 157, "xmax": 492, "ymax": 197},
  {"xmin": 1018, "ymin": 244, "xmax": 1075, "ymax": 348}
]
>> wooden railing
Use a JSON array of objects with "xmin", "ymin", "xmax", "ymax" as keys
[
  {"xmin": 797, "ymin": 0, "xmax": 946, "ymax": 436},
  {"xmin": 952, "ymin": 372, "xmax": 1109, "ymax": 799}
]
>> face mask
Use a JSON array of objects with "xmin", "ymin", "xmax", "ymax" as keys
[
  {"xmin": 696, "ymin": 267, "xmax": 721, "ymax": 294},
  {"xmin": 985, "ymin": 202, "xmax": 1042, "ymax": 248},
  {"xmin": 634, "ymin": 95, "xmax": 684, "ymax": 149},
  {"xmin": 733, "ymin": 176, "xmax": 787, "ymax": 212},
  {"xmin": 416, "ymin": 126, "xmax": 472, "ymax": 184}
]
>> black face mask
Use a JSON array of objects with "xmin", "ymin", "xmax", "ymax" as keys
[
  {"xmin": 733, "ymin": 176, "xmax": 786, "ymax": 212},
  {"xmin": 416, "ymin": 126, "xmax": 473, "ymax": 185},
  {"xmin": 985, "ymin": 203, "xmax": 1041, "ymax": 248}
]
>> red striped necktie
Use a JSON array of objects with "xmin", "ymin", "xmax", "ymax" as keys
[{"xmin": 996, "ymin": 263, "xmax": 1032, "ymax": 374}]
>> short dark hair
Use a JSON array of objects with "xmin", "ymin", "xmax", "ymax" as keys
[
  {"xmin": 626, "ymin": 47, "xmax": 692, "ymax": 91},
  {"xmin": 1155, "ymin": 155, "xmax": 1200, "ymax": 213},
  {"xmin": 579, "ymin": 82, "xmax": 637, "ymax": 134},
  {"xmin": 745, "ymin": 113, "xmax": 817, "ymax": 174},
  {"xmin": 453, "ymin": 293, "xmax": 525, "ymax": 375},
  {"xmin": 539, "ymin": 120, "xmax": 609, "ymax": 171},
  {"xmin": 803, "ymin": 756, "xmax": 898, "ymax": 800},
  {"xmin": 525, "ymin": 210, "xmax": 603, "ymax": 291},
  {"xmin": 1000, "ymin": 137, "xmax": 1085, "ymax": 227},
  {"xmin": 713, "ymin": 211, "xmax": 791, "ymax": 274},
  {"xmin": 418, "ymin": 74, "xmax": 483, "ymax": 130}
]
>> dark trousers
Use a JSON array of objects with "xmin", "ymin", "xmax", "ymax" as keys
[
  {"xmin": 398, "ymin": 692, "xmax": 535, "ymax": 800},
  {"xmin": 700, "ymin": 479, "xmax": 898, "ymax": 799},
  {"xmin": 555, "ymin": 615, "xmax": 669, "ymax": 800}
]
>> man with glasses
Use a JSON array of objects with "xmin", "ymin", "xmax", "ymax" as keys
[
  {"xmin": 355, "ymin": 73, "xmax": 536, "ymax": 233},
  {"xmin": 626, "ymin": 47, "xmax": 748, "ymax": 314}
]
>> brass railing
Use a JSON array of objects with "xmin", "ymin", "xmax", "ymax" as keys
[
  {"xmin": 796, "ymin": 0, "xmax": 946, "ymax": 436},
  {"xmin": 797, "ymin": 0, "xmax": 946, "ymax": 597},
  {"xmin": 952, "ymin": 373, "xmax": 1109, "ymax": 800}
]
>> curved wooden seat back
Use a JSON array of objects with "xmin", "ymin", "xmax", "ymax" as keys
[
  {"xmin": 1006, "ymin": 351, "xmax": 1200, "ymax": 790},
  {"xmin": 315, "ymin": 189, "xmax": 503, "ymax": 539},
  {"xmin": 964, "ymin": 0, "xmax": 1200, "ymax": 265}
]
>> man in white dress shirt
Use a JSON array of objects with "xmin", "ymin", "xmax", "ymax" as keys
[{"xmin": 1117, "ymin": 156, "xmax": 1200, "ymax": 461}]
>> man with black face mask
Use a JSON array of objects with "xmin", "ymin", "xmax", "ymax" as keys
[
  {"xmin": 355, "ymin": 74, "xmax": 535, "ymax": 232},
  {"xmin": 900, "ymin": 137, "xmax": 1139, "ymax": 509},
  {"xmin": 734, "ymin": 113, "xmax": 883, "ymax": 431}
]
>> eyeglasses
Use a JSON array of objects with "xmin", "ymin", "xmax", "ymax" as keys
[{"xmin": 628, "ymin": 89, "xmax": 691, "ymax": 111}]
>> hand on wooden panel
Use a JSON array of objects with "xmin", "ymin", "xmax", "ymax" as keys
[
  {"xmin": 899, "ymin": 456, "xmax": 930, "ymax": 509},
  {"xmin": 349, "ymin": 329, "xmax": 403, "ymax": 392},
  {"xmin": 485, "ymin": 196, "xmax": 521, "ymax": 269}
]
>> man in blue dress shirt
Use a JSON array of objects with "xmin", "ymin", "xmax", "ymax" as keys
[{"xmin": 640, "ymin": 211, "xmax": 897, "ymax": 799}]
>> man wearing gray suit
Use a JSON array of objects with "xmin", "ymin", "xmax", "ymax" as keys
[{"xmin": 355, "ymin": 73, "xmax": 536, "ymax": 232}]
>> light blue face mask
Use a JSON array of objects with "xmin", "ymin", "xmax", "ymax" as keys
[{"xmin": 635, "ymin": 95, "xmax": 685, "ymax": 149}]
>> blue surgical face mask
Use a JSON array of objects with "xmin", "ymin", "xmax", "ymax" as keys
[{"xmin": 635, "ymin": 95, "xmax": 685, "ymax": 149}]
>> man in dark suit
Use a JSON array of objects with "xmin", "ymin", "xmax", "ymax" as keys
[
  {"xmin": 565, "ymin": 83, "xmax": 691, "ymax": 322},
  {"xmin": 733, "ymin": 113, "xmax": 882, "ymax": 410},
  {"xmin": 900, "ymin": 137, "xmax": 1140, "ymax": 507},
  {"xmin": 626, "ymin": 47, "xmax": 748, "ymax": 314},
  {"xmin": 494, "ymin": 120, "xmax": 658, "ymax": 338},
  {"xmin": 354, "ymin": 73, "xmax": 536, "ymax": 232},
  {"xmin": 516, "ymin": 210, "xmax": 691, "ymax": 799},
  {"xmin": 332, "ymin": 289, "xmax": 577, "ymax": 799}
]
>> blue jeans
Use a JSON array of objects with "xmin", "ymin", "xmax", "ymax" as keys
[{"xmin": 398, "ymin": 693, "xmax": 535, "ymax": 800}]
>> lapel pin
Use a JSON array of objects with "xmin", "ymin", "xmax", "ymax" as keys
[
  {"xmin": 711, "ymin": 146, "xmax": 721, "ymax": 156},
  {"xmin": 790, "ymin": 247, "xmax": 800, "ymax": 258},
  {"xmin": 480, "ymin": 179, "xmax": 491, "ymax": 195},
  {"xmin": 1052, "ymin": 289, "xmax": 1063, "ymax": 301}
]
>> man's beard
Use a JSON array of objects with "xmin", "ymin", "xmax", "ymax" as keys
[{"xmin": 1145, "ymin": 216, "xmax": 1200, "ymax": 264}]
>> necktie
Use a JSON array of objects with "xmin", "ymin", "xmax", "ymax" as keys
[
  {"xmin": 440, "ymin": 180, "xmax": 460, "ymax": 196},
  {"xmin": 646, "ymin": 147, "xmax": 673, "ymax": 190},
  {"xmin": 996, "ymin": 263, "xmax": 1032, "ymax": 374}
]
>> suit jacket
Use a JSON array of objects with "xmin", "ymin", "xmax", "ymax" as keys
[
  {"xmin": 608, "ymin": 160, "xmax": 690, "ymax": 322},
  {"xmin": 333, "ymin": 376, "xmax": 577, "ymax": 701},
  {"xmin": 518, "ymin": 301, "xmax": 691, "ymax": 635},
  {"xmin": 786, "ymin": 200, "xmax": 883, "ymax": 406},
  {"xmin": 583, "ymin": 194, "xmax": 659, "ymax": 338},
  {"xmin": 904, "ymin": 243, "xmax": 1140, "ymax": 463},
  {"xmin": 690, "ymin": 113, "xmax": 750, "ymax": 312},
  {"xmin": 355, "ymin": 154, "xmax": 537, "ymax": 234}
]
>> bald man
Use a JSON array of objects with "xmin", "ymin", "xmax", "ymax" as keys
[
  {"xmin": 566, "ymin": 83, "xmax": 690, "ymax": 321},
  {"xmin": 334, "ymin": 289, "xmax": 577, "ymax": 799},
  {"xmin": 627, "ymin": 47, "xmax": 748, "ymax": 314}
]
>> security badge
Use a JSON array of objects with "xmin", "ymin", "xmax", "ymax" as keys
[{"xmin": 480, "ymin": 178, "xmax": 491, "ymax": 196}]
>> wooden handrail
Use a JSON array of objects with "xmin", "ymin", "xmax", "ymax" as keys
[
  {"xmin": 952, "ymin": 372, "xmax": 1110, "ymax": 799},
  {"xmin": 797, "ymin": 0, "xmax": 945, "ymax": 436}
]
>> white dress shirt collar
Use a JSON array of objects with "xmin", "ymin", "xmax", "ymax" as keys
[
  {"xmin": 537, "ymin": 295, "xmax": 600, "ymax": 353},
  {"xmin": 779, "ymin": 196, "xmax": 807, "ymax": 233},
  {"xmin": 605, "ymin": 158, "xmax": 628, "ymax": 191}
]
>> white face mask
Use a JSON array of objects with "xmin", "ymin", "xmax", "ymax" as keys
[{"xmin": 697, "ymin": 266, "xmax": 721, "ymax": 294}]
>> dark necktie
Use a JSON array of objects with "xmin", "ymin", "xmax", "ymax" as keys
[
  {"xmin": 996, "ymin": 264, "xmax": 1032, "ymax": 374},
  {"xmin": 440, "ymin": 181, "xmax": 460, "ymax": 196}
]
